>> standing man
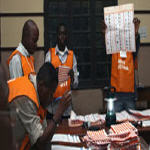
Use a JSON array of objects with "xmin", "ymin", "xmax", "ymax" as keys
[
  {"xmin": 45, "ymin": 23, "xmax": 79, "ymax": 118},
  {"xmin": 103, "ymin": 18, "xmax": 141, "ymax": 112},
  {"xmin": 8, "ymin": 62, "xmax": 71, "ymax": 150},
  {"xmin": 7, "ymin": 19, "xmax": 39, "ymax": 79}
]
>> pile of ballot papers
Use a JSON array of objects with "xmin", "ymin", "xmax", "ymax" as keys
[
  {"xmin": 69, "ymin": 111, "xmax": 104, "ymax": 127},
  {"xmin": 82, "ymin": 121, "xmax": 140, "ymax": 150},
  {"xmin": 83, "ymin": 129, "xmax": 110, "ymax": 150},
  {"xmin": 109, "ymin": 122, "xmax": 140, "ymax": 149}
]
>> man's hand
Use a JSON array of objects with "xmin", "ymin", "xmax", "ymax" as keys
[
  {"xmin": 68, "ymin": 69, "xmax": 74, "ymax": 84},
  {"xmin": 133, "ymin": 17, "xmax": 140, "ymax": 37},
  {"xmin": 54, "ymin": 91, "xmax": 71, "ymax": 122},
  {"xmin": 101, "ymin": 20, "xmax": 107, "ymax": 36}
]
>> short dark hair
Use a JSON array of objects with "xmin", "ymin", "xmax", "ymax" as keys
[{"xmin": 37, "ymin": 62, "xmax": 58, "ymax": 88}]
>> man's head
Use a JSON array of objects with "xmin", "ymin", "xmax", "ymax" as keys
[
  {"xmin": 36, "ymin": 62, "xmax": 58, "ymax": 108},
  {"xmin": 22, "ymin": 20, "xmax": 39, "ymax": 55},
  {"xmin": 56, "ymin": 23, "xmax": 68, "ymax": 51},
  {"xmin": 0, "ymin": 65, "xmax": 9, "ymax": 110}
]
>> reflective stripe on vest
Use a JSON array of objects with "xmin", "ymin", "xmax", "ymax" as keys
[{"xmin": 50, "ymin": 48, "xmax": 73, "ymax": 98}]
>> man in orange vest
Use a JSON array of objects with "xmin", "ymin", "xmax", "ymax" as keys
[
  {"xmin": 45, "ymin": 23, "xmax": 79, "ymax": 118},
  {"xmin": 7, "ymin": 19, "xmax": 38, "ymax": 79},
  {"xmin": 103, "ymin": 18, "xmax": 140, "ymax": 112},
  {"xmin": 8, "ymin": 62, "xmax": 71, "ymax": 150}
]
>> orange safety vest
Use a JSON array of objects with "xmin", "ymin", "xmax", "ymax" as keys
[
  {"xmin": 7, "ymin": 50, "xmax": 35, "ymax": 76},
  {"xmin": 50, "ymin": 48, "xmax": 73, "ymax": 98},
  {"xmin": 111, "ymin": 52, "xmax": 135, "ymax": 93},
  {"xmin": 8, "ymin": 75, "xmax": 46, "ymax": 150}
]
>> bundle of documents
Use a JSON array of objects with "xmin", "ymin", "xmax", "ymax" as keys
[
  {"xmin": 52, "ymin": 145, "xmax": 91, "ymax": 150},
  {"xmin": 68, "ymin": 111, "xmax": 104, "ymax": 127},
  {"xmin": 83, "ymin": 122, "xmax": 140, "ymax": 150},
  {"xmin": 52, "ymin": 133, "xmax": 81, "ymax": 143},
  {"xmin": 109, "ymin": 121, "xmax": 140, "ymax": 149},
  {"xmin": 83, "ymin": 129, "xmax": 110, "ymax": 150},
  {"xmin": 129, "ymin": 109, "xmax": 150, "ymax": 120},
  {"xmin": 115, "ymin": 109, "xmax": 150, "ymax": 123}
]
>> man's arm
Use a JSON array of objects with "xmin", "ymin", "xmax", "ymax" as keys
[
  {"xmin": 35, "ymin": 91, "xmax": 71, "ymax": 150},
  {"xmin": 72, "ymin": 54, "xmax": 79, "ymax": 88},
  {"xmin": 68, "ymin": 53, "xmax": 79, "ymax": 89},
  {"xmin": 133, "ymin": 18, "xmax": 141, "ymax": 59},
  {"xmin": 9, "ymin": 54, "xmax": 23, "ymax": 79}
]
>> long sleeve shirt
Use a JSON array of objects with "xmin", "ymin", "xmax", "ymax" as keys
[
  {"xmin": 45, "ymin": 45, "xmax": 79, "ymax": 89},
  {"xmin": 9, "ymin": 43, "xmax": 34, "ymax": 79}
]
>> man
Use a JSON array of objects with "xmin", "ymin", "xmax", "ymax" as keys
[
  {"xmin": 103, "ymin": 18, "xmax": 140, "ymax": 112},
  {"xmin": 8, "ymin": 62, "xmax": 71, "ymax": 150},
  {"xmin": 45, "ymin": 23, "xmax": 79, "ymax": 118},
  {"xmin": 0, "ymin": 64, "xmax": 9, "ymax": 110},
  {"xmin": 7, "ymin": 19, "xmax": 39, "ymax": 79}
]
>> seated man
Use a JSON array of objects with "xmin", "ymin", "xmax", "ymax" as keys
[{"xmin": 8, "ymin": 62, "xmax": 71, "ymax": 150}]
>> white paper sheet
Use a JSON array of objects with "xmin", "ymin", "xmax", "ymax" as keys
[
  {"xmin": 70, "ymin": 111, "xmax": 102, "ymax": 122},
  {"xmin": 52, "ymin": 134, "xmax": 80, "ymax": 143},
  {"xmin": 142, "ymin": 120, "xmax": 150, "ymax": 127},
  {"xmin": 104, "ymin": 3, "xmax": 135, "ymax": 54},
  {"xmin": 52, "ymin": 145, "xmax": 91, "ymax": 150},
  {"xmin": 129, "ymin": 109, "xmax": 150, "ymax": 117}
]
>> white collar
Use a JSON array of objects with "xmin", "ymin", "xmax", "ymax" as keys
[
  {"xmin": 55, "ymin": 45, "xmax": 68, "ymax": 56},
  {"xmin": 17, "ymin": 42, "xmax": 30, "ymax": 57}
]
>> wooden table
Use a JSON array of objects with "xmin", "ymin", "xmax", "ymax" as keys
[{"xmin": 51, "ymin": 119, "xmax": 149, "ymax": 150}]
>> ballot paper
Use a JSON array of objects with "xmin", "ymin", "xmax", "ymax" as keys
[
  {"xmin": 116, "ymin": 110, "xmax": 138, "ymax": 122},
  {"xmin": 58, "ymin": 66, "xmax": 70, "ymax": 86},
  {"xmin": 104, "ymin": 3, "xmax": 136, "ymax": 54},
  {"xmin": 52, "ymin": 145, "xmax": 91, "ymax": 150},
  {"xmin": 52, "ymin": 134, "xmax": 81, "ymax": 143},
  {"xmin": 70, "ymin": 111, "xmax": 102, "ymax": 122}
]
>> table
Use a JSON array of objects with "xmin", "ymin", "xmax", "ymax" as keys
[{"xmin": 51, "ymin": 119, "xmax": 149, "ymax": 150}]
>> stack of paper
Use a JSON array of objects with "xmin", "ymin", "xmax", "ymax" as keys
[
  {"xmin": 109, "ymin": 121, "xmax": 140, "ymax": 149},
  {"xmin": 69, "ymin": 111, "xmax": 104, "ymax": 127},
  {"xmin": 83, "ymin": 129, "xmax": 110, "ymax": 150},
  {"xmin": 116, "ymin": 111, "xmax": 138, "ymax": 122},
  {"xmin": 129, "ymin": 109, "xmax": 150, "ymax": 119},
  {"xmin": 52, "ymin": 145, "xmax": 91, "ymax": 150},
  {"xmin": 52, "ymin": 134, "xmax": 80, "ymax": 143}
]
